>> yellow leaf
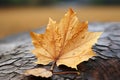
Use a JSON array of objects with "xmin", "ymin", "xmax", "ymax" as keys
[
  {"xmin": 30, "ymin": 9, "xmax": 102, "ymax": 69},
  {"xmin": 24, "ymin": 68, "xmax": 52, "ymax": 78}
]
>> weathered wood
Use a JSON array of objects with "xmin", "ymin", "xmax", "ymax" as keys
[
  {"xmin": 77, "ymin": 57, "xmax": 120, "ymax": 80},
  {"xmin": 0, "ymin": 22, "xmax": 120, "ymax": 80}
]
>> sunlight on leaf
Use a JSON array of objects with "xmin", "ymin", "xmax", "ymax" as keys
[
  {"xmin": 24, "ymin": 68, "xmax": 52, "ymax": 78},
  {"xmin": 30, "ymin": 8, "xmax": 102, "ymax": 68}
]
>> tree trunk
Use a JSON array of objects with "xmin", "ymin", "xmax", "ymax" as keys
[{"xmin": 0, "ymin": 22, "xmax": 120, "ymax": 80}]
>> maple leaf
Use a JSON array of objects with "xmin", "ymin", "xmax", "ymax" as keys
[{"xmin": 30, "ymin": 9, "xmax": 102, "ymax": 68}]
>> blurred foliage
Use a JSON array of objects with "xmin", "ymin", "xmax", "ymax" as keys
[
  {"xmin": 0, "ymin": 0, "xmax": 120, "ymax": 6},
  {"xmin": 92, "ymin": 0, "xmax": 120, "ymax": 5},
  {"xmin": 0, "ymin": 0, "xmax": 58, "ymax": 6}
]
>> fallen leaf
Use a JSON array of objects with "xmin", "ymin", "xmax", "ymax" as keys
[
  {"xmin": 24, "ymin": 68, "xmax": 52, "ymax": 78},
  {"xmin": 30, "ymin": 9, "xmax": 102, "ymax": 68}
]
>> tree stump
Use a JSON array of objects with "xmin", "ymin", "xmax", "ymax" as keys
[{"xmin": 0, "ymin": 22, "xmax": 120, "ymax": 80}]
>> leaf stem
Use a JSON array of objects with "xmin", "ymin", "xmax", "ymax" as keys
[
  {"xmin": 50, "ymin": 61, "xmax": 80, "ymax": 75},
  {"xmin": 53, "ymin": 71, "xmax": 80, "ymax": 75},
  {"xmin": 50, "ymin": 61, "xmax": 56, "ymax": 72}
]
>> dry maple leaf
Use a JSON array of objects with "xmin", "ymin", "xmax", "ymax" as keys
[
  {"xmin": 30, "ymin": 9, "xmax": 102, "ymax": 68},
  {"xmin": 24, "ymin": 68, "xmax": 52, "ymax": 78}
]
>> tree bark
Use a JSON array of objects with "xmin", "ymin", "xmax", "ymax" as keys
[{"xmin": 0, "ymin": 22, "xmax": 120, "ymax": 80}]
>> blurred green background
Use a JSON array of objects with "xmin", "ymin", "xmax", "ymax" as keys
[
  {"xmin": 0, "ymin": 0, "xmax": 120, "ymax": 6},
  {"xmin": 0, "ymin": 0, "xmax": 120, "ymax": 38}
]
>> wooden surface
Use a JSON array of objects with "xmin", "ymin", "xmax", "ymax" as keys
[
  {"xmin": 0, "ymin": 23, "xmax": 120, "ymax": 80},
  {"xmin": 0, "ymin": 6, "xmax": 120, "ymax": 38}
]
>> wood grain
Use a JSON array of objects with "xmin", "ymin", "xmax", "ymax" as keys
[{"xmin": 0, "ymin": 23, "xmax": 120, "ymax": 80}]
